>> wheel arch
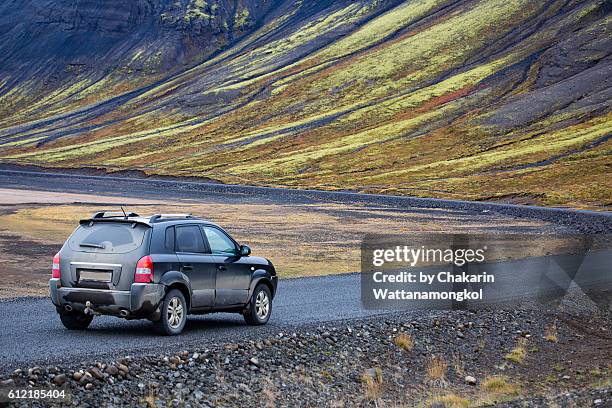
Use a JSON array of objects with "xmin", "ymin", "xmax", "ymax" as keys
[
  {"xmin": 249, "ymin": 270, "xmax": 275, "ymax": 300},
  {"xmin": 160, "ymin": 271, "xmax": 192, "ymax": 311}
]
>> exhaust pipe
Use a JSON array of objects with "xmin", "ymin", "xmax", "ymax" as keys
[
  {"xmin": 119, "ymin": 310, "xmax": 129, "ymax": 318},
  {"xmin": 64, "ymin": 304, "xmax": 73, "ymax": 312}
]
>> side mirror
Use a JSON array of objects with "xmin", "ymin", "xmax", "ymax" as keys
[{"xmin": 239, "ymin": 245, "xmax": 251, "ymax": 257}]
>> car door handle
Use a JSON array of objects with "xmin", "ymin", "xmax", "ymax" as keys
[
  {"xmin": 182, "ymin": 264, "xmax": 193, "ymax": 271},
  {"xmin": 217, "ymin": 265, "xmax": 227, "ymax": 271}
]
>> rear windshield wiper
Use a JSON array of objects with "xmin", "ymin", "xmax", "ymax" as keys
[{"xmin": 79, "ymin": 242, "xmax": 105, "ymax": 249}]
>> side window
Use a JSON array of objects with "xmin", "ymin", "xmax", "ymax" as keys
[
  {"xmin": 175, "ymin": 226, "xmax": 206, "ymax": 253},
  {"xmin": 203, "ymin": 227, "xmax": 237, "ymax": 255},
  {"xmin": 165, "ymin": 226, "xmax": 175, "ymax": 252}
]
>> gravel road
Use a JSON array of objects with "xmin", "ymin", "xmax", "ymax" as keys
[
  {"xmin": 0, "ymin": 167, "xmax": 610, "ymax": 232},
  {"xmin": 0, "ymin": 274, "xmax": 387, "ymax": 369}
]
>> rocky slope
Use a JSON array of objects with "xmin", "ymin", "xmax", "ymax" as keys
[
  {"xmin": 0, "ymin": 0, "xmax": 274, "ymax": 122},
  {"xmin": 0, "ymin": 0, "xmax": 610, "ymax": 209}
]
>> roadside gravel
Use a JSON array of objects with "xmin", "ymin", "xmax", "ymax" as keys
[{"xmin": 3, "ymin": 309, "xmax": 610, "ymax": 407}]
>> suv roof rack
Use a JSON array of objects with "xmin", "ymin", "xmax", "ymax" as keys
[
  {"xmin": 149, "ymin": 214, "xmax": 195, "ymax": 223},
  {"xmin": 92, "ymin": 211, "xmax": 140, "ymax": 219}
]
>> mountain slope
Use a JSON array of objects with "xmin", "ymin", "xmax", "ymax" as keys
[{"xmin": 0, "ymin": 0, "xmax": 610, "ymax": 209}]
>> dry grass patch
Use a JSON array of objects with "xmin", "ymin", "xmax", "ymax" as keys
[
  {"xmin": 361, "ymin": 367, "xmax": 383, "ymax": 402},
  {"xmin": 141, "ymin": 393, "xmax": 158, "ymax": 408},
  {"xmin": 590, "ymin": 372, "xmax": 612, "ymax": 389},
  {"xmin": 552, "ymin": 362, "xmax": 564, "ymax": 372},
  {"xmin": 504, "ymin": 337, "xmax": 527, "ymax": 364},
  {"xmin": 544, "ymin": 323, "xmax": 558, "ymax": 343},
  {"xmin": 394, "ymin": 333, "xmax": 414, "ymax": 352},
  {"xmin": 481, "ymin": 376, "xmax": 521, "ymax": 397},
  {"xmin": 261, "ymin": 377, "xmax": 278, "ymax": 408},
  {"xmin": 452, "ymin": 354, "xmax": 465, "ymax": 378},
  {"xmin": 426, "ymin": 355, "xmax": 448, "ymax": 387}
]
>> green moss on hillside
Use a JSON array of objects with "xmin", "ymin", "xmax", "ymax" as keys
[{"xmin": 0, "ymin": 0, "xmax": 610, "ymax": 209}]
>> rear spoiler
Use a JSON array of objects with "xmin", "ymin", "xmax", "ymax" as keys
[
  {"xmin": 79, "ymin": 211, "xmax": 152, "ymax": 227},
  {"xmin": 92, "ymin": 211, "xmax": 140, "ymax": 219},
  {"xmin": 79, "ymin": 218, "xmax": 152, "ymax": 227}
]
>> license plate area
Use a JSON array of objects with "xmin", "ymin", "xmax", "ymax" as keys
[
  {"xmin": 70, "ymin": 262, "xmax": 122, "ymax": 287},
  {"xmin": 78, "ymin": 270, "xmax": 112, "ymax": 282}
]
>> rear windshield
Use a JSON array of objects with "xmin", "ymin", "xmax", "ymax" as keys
[{"xmin": 68, "ymin": 222, "xmax": 148, "ymax": 254}]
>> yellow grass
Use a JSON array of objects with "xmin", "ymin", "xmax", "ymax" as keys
[{"xmin": 394, "ymin": 333, "xmax": 414, "ymax": 352}]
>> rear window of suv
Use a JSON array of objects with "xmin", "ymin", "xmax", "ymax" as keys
[{"xmin": 68, "ymin": 222, "xmax": 148, "ymax": 254}]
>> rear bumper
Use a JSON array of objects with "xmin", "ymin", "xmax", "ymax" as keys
[{"xmin": 50, "ymin": 279, "xmax": 164, "ymax": 317}]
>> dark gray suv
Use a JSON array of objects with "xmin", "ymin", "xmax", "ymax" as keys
[{"xmin": 50, "ymin": 212, "xmax": 278, "ymax": 335}]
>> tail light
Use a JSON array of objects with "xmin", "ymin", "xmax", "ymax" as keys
[
  {"xmin": 52, "ymin": 252, "xmax": 61, "ymax": 279},
  {"xmin": 135, "ymin": 255, "xmax": 153, "ymax": 283}
]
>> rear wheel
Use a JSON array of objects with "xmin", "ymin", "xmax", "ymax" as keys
[
  {"xmin": 59, "ymin": 312, "xmax": 93, "ymax": 330},
  {"xmin": 244, "ymin": 284, "xmax": 272, "ymax": 325},
  {"xmin": 154, "ymin": 289, "xmax": 187, "ymax": 335}
]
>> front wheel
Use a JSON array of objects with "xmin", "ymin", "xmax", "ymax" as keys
[
  {"xmin": 154, "ymin": 289, "xmax": 187, "ymax": 335},
  {"xmin": 244, "ymin": 284, "xmax": 272, "ymax": 325},
  {"xmin": 59, "ymin": 312, "xmax": 93, "ymax": 330}
]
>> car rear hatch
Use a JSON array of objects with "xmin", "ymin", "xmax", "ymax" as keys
[{"xmin": 61, "ymin": 221, "xmax": 151, "ymax": 291}]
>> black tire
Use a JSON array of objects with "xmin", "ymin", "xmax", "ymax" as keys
[
  {"xmin": 59, "ymin": 312, "xmax": 93, "ymax": 330},
  {"xmin": 244, "ymin": 284, "xmax": 272, "ymax": 326},
  {"xmin": 154, "ymin": 289, "xmax": 187, "ymax": 335}
]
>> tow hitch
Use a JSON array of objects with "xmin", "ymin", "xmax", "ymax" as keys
[{"xmin": 84, "ymin": 300, "xmax": 97, "ymax": 316}]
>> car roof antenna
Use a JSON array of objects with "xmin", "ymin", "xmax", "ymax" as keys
[{"xmin": 120, "ymin": 206, "xmax": 128, "ymax": 219}]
